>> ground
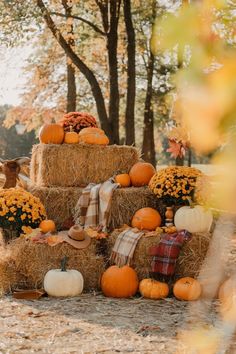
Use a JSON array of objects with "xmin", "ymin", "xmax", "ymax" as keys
[{"xmin": 0, "ymin": 293, "xmax": 235, "ymax": 354}]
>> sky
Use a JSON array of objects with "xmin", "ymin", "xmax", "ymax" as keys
[{"xmin": 0, "ymin": 46, "xmax": 31, "ymax": 107}]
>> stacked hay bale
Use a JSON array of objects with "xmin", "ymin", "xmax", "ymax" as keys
[{"xmin": 29, "ymin": 144, "xmax": 157, "ymax": 229}]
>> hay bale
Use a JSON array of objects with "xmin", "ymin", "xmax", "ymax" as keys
[
  {"xmin": 28, "ymin": 185, "xmax": 157, "ymax": 230},
  {"xmin": 0, "ymin": 235, "xmax": 105, "ymax": 294},
  {"xmin": 30, "ymin": 144, "xmax": 140, "ymax": 187},
  {"xmin": 175, "ymin": 232, "xmax": 212, "ymax": 278},
  {"xmin": 107, "ymin": 230, "xmax": 212, "ymax": 280}
]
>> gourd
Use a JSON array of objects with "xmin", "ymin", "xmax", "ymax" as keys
[
  {"xmin": 115, "ymin": 174, "xmax": 131, "ymax": 187},
  {"xmin": 218, "ymin": 277, "xmax": 236, "ymax": 302},
  {"xmin": 101, "ymin": 265, "xmax": 139, "ymax": 298},
  {"xmin": 173, "ymin": 277, "xmax": 202, "ymax": 301},
  {"xmin": 44, "ymin": 257, "xmax": 84, "ymax": 297},
  {"xmin": 64, "ymin": 126, "xmax": 79, "ymax": 144},
  {"xmin": 218, "ymin": 277, "xmax": 236, "ymax": 323},
  {"xmin": 129, "ymin": 162, "xmax": 156, "ymax": 187},
  {"xmin": 139, "ymin": 278, "xmax": 169, "ymax": 299},
  {"xmin": 131, "ymin": 207, "xmax": 161, "ymax": 231},
  {"xmin": 78, "ymin": 127, "xmax": 109, "ymax": 145},
  {"xmin": 39, "ymin": 219, "xmax": 56, "ymax": 233},
  {"xmin": 39, "ymin": 123, "xmax": 65, "ymax": 144},
  {"xmin": 174, "ymin": 204, "xmax": 213, "ymax": 233}
]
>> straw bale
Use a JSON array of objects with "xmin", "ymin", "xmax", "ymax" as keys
[
  {"xmin": 0, "ymin": 233, "xmax": 105, "ymax": 294},
  {"xmin": 107, "ymin": 230, "xmax": 212, "ymax": 280},
  {"xmin": 28, "ymin": 185, "xmax": 158, "ymax": 231},
  {"xmin": 30, "ymin": 143, "xmax": 140, "ymax": 187}
]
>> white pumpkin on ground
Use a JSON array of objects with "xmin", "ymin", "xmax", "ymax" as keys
[
  {"xmin": 44, "ymin": 257, "xmax": 84, "ymax": 297},
  {"xmin": 174, "ymin": 205, "xmax": 213, "ymax": 233}
]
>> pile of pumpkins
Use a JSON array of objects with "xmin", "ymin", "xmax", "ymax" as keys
[{"xmin": 39, "ymin": 123, "xmax": 109, "ymax": 146}]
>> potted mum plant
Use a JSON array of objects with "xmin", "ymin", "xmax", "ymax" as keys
[{"xmin": 0, "ymin": 188, "xmax": 46, "ymax": 243}]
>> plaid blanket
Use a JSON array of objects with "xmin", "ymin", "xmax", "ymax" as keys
[
  {"xmin": 75, "ymin": 178, "xmax": 119, "ymax": 231},
  {"xmin": 149, "ymin": 230, "xmax": 192, "ymax": 276},
  {"xmin": 110, "ymin": 228, "xmax": 144, "ymax": 267}
]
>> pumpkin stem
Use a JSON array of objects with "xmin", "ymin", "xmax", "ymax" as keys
[
  {"xmin": 61, "ymin": 256, "xmax": 68, "ymax": 272},
  {"xmin": 186, "ymin": 197, "xmax": 195, "ymax": 209},
  {"xmin": 69, "ymin": 125, "xmax": 73, "ymax": 132}
]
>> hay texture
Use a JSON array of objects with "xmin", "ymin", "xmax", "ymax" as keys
[
  {"xmin": 0, "ymin": 233, "xmax": 105, "ymax": 294},
  {"xmin": 30, "ymin": 143, "xmax": 140, "ymax": 187},
  {"xmin": 27, "ymin": 185, "xmax": 157, "ymax": 231},
  {"xmin": 107, "ymin": 230, "xmax": 212, "ymax": 280}
]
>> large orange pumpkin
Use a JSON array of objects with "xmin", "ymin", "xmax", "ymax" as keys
[
  {"xmin": 39, "ymin": 123, "xmax": 65, "ymax": 144},
  {"xmin": 39, "ymin": 219, "xmax": 56, "ymax": 233},
  {"xmin": 173, "ymin": 277, "xmax": 202, "ymax": 301},
  {"xmin": 115, "ymin": 174, "xmax": 131, "ymax": 187},
  {"xmin": 78, "ymin": 127, "xmax": 109, "ymax": 145},
  {"xmin": 131, "ymin": 207, "xmax": 161, "ymax": 230},
  {"xmin": 101, "ymin": 265, "xmax": 139, "ymax": 298},
  {"xmin": 139, "ymin": 278, "xmax": 169, "ymax": 299},
  {"xmin": 129, "ymin": 162, "xmax": 156, "ymax": 187}
]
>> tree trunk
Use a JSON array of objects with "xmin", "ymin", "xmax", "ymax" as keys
[
  {"xmin": 142, "ymin": 53, "xmax": 156, "ymax": 166},
  {"xmin": 123, "ymin": 0, "xmax": 136, "ymax": 145},
  {"xmin": 62, "ymin": 0, "xmax": 76, "ymax": 112},
  {"xmin": 107, "ymin": 0, "xmax": 121, "ymax": 144},
  {"xmin": 36, "ymin": 0, "xmax": 114, "ymax": 142},
  {"xmin": 175, "ymin": 156, "xmax": 184, "ymax": 166}
]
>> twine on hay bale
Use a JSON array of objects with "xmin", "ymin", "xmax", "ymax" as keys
[
  {"xmin": 0, "ymin": 234, "xmax": 105, "ymax": 294},
  {"xmin": 107, "ymin": 229, "xmax": 212, "ymax": 280},
  {"xmin": 28, "ymin": 185, "xmax": 158, "ymax": 231},
  {"xmin": 30, "ymin": 144, "xmax": 140, "ymax": 187}
]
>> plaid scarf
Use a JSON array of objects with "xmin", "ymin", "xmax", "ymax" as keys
[
  {"xmin": 110, "ymin": 228, "xmax": 144, "ymax": 267},
  {"xmin": 149, "ymin": 230, "xmax": 192, "ymax": 276},
  {"xmin": 75, "ymin": 178, "xmax": 119, "ymax": 231}
]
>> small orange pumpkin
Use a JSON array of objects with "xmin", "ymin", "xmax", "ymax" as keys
[
  {"xmin": 101, "ymin": 265, "xmax": 139, "ymax": 298},
  {"xmin": 131, "ymin": 207, "xmax": 161, "ymax": 231},
  {"xmin": 115, "ymin": 174, "xmax": 131, "ymax": 187},
  {"xmin": 39, "ymin": 123, "xmax": 65, "ymax": 144},
  {"xmin": 139, "ymin": 278, "xmax": 169, "ymax": 299},
  {"xmin": 64, "ymin": 126, "xmax": 79, "ymax": 144},
  {"xmin": 78, "ymin": 127, "xmax": 109, "ymax": 145},
  {"xmin": 173, "ymin": 277, "xmax": 202, "ymax": 301},
  {"xmin": 39, "ymin": 219, "xmax": 56, "ymax": 233},
  {"xmin": 129, "ymin": 162, "xmax": 156, "ymax": 187}
]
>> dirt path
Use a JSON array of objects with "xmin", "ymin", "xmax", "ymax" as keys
[{"xmin": 0, "ymin": 293, "xmax": 234, "ymax": 354}]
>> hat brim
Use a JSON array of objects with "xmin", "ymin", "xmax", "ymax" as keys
[{"xmin": 59, "ymin": 231, "xmax": 91, "ymax": 249}]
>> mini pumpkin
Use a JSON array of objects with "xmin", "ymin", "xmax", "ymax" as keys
[
  {"xmin": 131, "ymin": 207, "xmax": 161, "ymax": 231},
  {"xmin": 139, "ymin": 278, "xmax": 169, "ymax": 299},
  {"xmin": 115, "ymin": 173, "xmax": 131, "ymax": 187},
  {"xmin": 39, "ymin": 219, "xmax": 56, "ymax": 233},
  {"xmin": 44, "ymin": 257, "xmax": 84, "ymax": 297},
  {"xmin": 101, "ymin": 265, "xmax": 139, "ymax": 298},
  {"xmin": 129, "ymin": 162, "xmax": 156, "ymax": 187},
  {"xmin": 64, "ymin": 126, "xmax": 79, "ymax": 144},
  {"xmin": 174, "ymin": 204, "xmax": 213, "ymax": 233},
  {"xmin": 39, "ymin": 123, "xmax": 65, "ymax": 144},
  {"xmin": 78, "ymin": 127, "xmax": 109, "ymax": 145},
  {"xmin": 173, "ymin": 277, "xmax": 202, "ymax": 301}
]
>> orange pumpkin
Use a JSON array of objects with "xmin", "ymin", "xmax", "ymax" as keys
[
  {"xmin": 39, "ymin": 219, "xmax": 56, "ymax": 233},
  {"xmin": 101, "ymin": 265, "xmax": 139, "ymax": 298},
  {"xmin": 129, "ymin": 162, "xmax": 156, "ymax": 187},
  {"xmin": 115, "ymin": 174, "xmax": 131, "ymax": 187},
  {"xmin": 78, "ymin": 127, "xmax": 109, "ymax": 145},
  {"xmin": 173, "ymin": 277, "xmax": 202, "ymax": 301},
  {"xmin": 64, "ymin": 127, "xmax": 79, "ymax": 144},
  {"xmin": 139, "ymin": 278, "xmax": 169, "ymax": 299},
  {"xmin": 39, "ymin": 123, "xmax": 65, "ymax": 144},
  {"xmin": 131, "ymin": 207, "xmax": 161, "ymax": 230}
]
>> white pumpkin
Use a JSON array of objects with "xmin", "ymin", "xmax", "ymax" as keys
[
  {"xmin": 44, "ymin": 257, "xmax": 84, "ymax": 297},
  {"xmin": 174, "ymin": 205, "xmax": 213, "ymax": 233}
]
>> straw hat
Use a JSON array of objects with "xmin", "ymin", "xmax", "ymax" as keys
[{"xmin": 60, "ymin": 225, "xmax": 91, "ymax": 249}]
